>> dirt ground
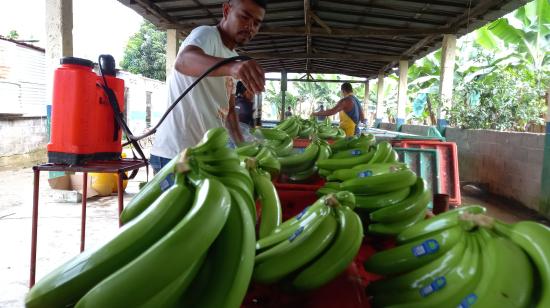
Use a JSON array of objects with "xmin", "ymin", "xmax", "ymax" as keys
[
  {"xmin": 1, "ymin": 163, "xmax": 548, "ymax": 307},
  {"xmin": 0, "ymin": 164, "xmax": 150, "ymax": 307}
]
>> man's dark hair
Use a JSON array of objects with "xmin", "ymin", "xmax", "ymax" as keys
[
  {"xmin": 341, "ymin": 82, "xmax": 353, "ymax": 93},
  {"xmin": 229, "ymin": 0, "xmax": 267, "ymax": 9}
]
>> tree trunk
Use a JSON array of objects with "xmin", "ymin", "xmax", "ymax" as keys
[{"xmin": 426, "ymin": 95, "xmax": 437, "ymax": 125}]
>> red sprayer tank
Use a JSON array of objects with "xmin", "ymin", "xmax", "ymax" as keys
[{"xmin": 47, "ymin": 56, "xmax": 124, "ymax": 164}]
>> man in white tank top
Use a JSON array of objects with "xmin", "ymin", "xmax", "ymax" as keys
[{"xmin": 150, "ymin": 0, "xmax": 266, "ymax": 173}]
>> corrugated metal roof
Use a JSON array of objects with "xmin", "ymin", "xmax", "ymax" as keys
[{"xmin": 118, "ymin": 0, "xmax": 529, "ymax": 78}]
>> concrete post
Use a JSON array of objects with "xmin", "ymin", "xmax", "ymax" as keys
[
  {"xmin": 375, "ymin": 72, "xmax": 385, "ymax": 125},
  {"xmin": 280, "ymin": 71, "xmax": 287, "ymax": 121},
  {"xmin": 541, "ymin": 86, "xmax": 550, "ymax": 216},
  {"xmin": 45, "ymin": 0, "xmax": 73, "ymax": 105},
  {"xmin": 363, "ymin": 78, "xmax": 370, "ymax": 125},
  {"xmin": 438, "ymin": 34, "xmax": 457, "ymax": 129},
  {"xmin": 166, "ymin": 29, "xmax": 179, "ymax": 81},
  {"xmin": 397, "ymin": 60, "xmax": 409, "ymax": 129}
]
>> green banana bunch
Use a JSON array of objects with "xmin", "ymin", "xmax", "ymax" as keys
[
  {"xmin": 75, "ymin": 177, "xmax": 231, "ymax": 307},
  {"xmin": 397, "ymin": 205, "xmax": 487, "ymax": 243},
  {"xmin": 25, "ymin": 172, "xmax": 195, "ymax": 308},
  {"xmin": 292, "ymin": 205, "xmax": 363, "ymax": 290},
  {"xmin": 179, "ymin": 187, "xmax": 255, "ymax": 308},
  {"xmin": 373, "ymin": 233, "xmax": 481, "ymax": 307},
  {"xmin": 364, "ymin": 225, "xmax": 464, "ymax": 275},
  {"xmin": 316, "ymin": 151, "xmax": 374, "ymax": 171},
  {"xmin": 366, "ymin": 211, "xmax": 549, "ymax": 308},
  {"xmin": 354, "ymin": 187, "xmax": 411, "ymax": 211},
  {"xmin": 339, "ymin": 169, "xmax": 417, "ymax": 195},
  {"xmin": 329, "ymin": 133, "xmax": 375, "ymax": 152},
  {"xmin": 250, "ymin": 168, "xmax": 282, "ymax": 238},
  {"xmin": 489, "ymin": 219, "xmax": 550, "ymax": 307},
  {"xmin": 253, "ymin": 193, "xmax": 363, "ymax": 289},
  {"xmin": 327, "ymin": 162, "xmax": 407, "ymax": 182},
  {"xmin": 460, "ymin": 235, "xmax": 533, "ymax": 308},
  {"xmin": 258, "ymin": 128, "xmax": 294, "ymax": 157},
  {"xmin": 370, "ymin": 177, "xmax": 431, "ymax": 223}
]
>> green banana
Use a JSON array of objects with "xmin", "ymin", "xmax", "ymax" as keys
[
  {"xmin": 367, "ymin": 207, "xmax": 427, "ymax": 235},
  {"xmin": 288, "ymin": 166, "xmax": 317, "ymax": 182},
  {"xmin": 330, "ymin": 147, "xmax": 370, "ymax": 159},
  {"xmin": 340, "ymin": 169, "xmax": 417, "ymax": 195},
  {"xmin": 318, "ymin": 168, "xmax": 332, "ymax": 177},
  {"xmin": 316, "ymin": 142, "xmax": 332, "ymax": 162},
  {"xmin": 364, "ymin": 226, "xmax": 463, "ymax": 275},
  {"xmin": 194, "ymin": 146, "xmax": 240, "ymax": 164},
  {"xmin": 279, "ymin": 142, "xmax": 320, "ymax": 169},
  {"xmin": 459, "ymin": 236, "xmax": 533, "ymax": 308},
  {"xmin": 316, "ymin": 187, "xmax": 339, "ymax": 196},
  {"xmin": 25, "ymin": 173, "xmax": 194, "ymax": 308},
  {"xmin": 120, "ymin": 153, "xmax": 178, "ymax": 224},
  {"xmin": 491, "ymin": 220, "xmax": 550, "ymax": 308},
  {"xmin": 328, "ymin": 162, "xmax": 407, "ymax": 181},
  {"xmin": 292, "ymin": 206, "xmax": 363, "ymax": 290},
  {"xmin": 191, "ymin": 127, "xmax": 228, "ymax": 153},
  {"xmin": 396, "ymin": 205, "xmax": 487, "ymax": 244},
  {"xmin": 368, "ymin": 231, "xmax": 468, "ymax": 294},
  {"xmin": 330, "ymin": 136, "xmax": 356, "ymax": 151},
  {"xmin": 251, "ymin": 169, "xmax": 282, "ymax": 238},
  {"xmin": 348, "ymin": 133, "xmax": 375, "ymax": 148},
  {"xmin": 259, "ymin": 128, "xmax": 288, "ymax": 140},
  {"xmin": 275, "ymin": 118, "xmax": 294, "ymax": 131},
  {"xmin": 369, "ymin": 177, "xmax": 431, "ymax": 223},
  {"xmin": 182, "ymin": 188, "xmax": 256, "ymax": 308},
  {"xmin": 140, "ymin": 253, "xmax": 205, "ymax": 308},
  {"xmin": 235, "ymin": 142, "xmax": 261, "ymax": 156},
  {"xmin": 385, "ymin": 149, "xmax": 400, "ymax": 163},
  {"xmin": 369, "ymin": 141, "xmax": 392, "ymax": 164},
  {"xmin": 253, "ymin": 212, "xmax": 338, "ymax": 284},
  {"xmin": 354, "ymin": 187, "xmax": 411, "ymax": 211},
  {"xmin": 74, "ymin": 177, "xmax": 231, "ymax": 308},
  {"xmin": 256, "ymin": 199, "xmax": 331, "ymax": 251},
  {"xmin": 377, "ymin": 232, "xmax": 482, "ymax": 308},
  {"xmin": 316, "ymin": 151, "xmax": 374, "ymax": 171}
]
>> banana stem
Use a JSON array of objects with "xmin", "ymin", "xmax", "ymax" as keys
[
  {"xmin": 324, "ymin": 195, "xmax": 341, "ymax": 208},
  {"xmin": 175, "ymin": 149, "xmax": 191, "ymax": 173},
  {"xmin": 245, "ymin": 157, "xmax": 257, "ymax": 170},
  {"xmin": 459, "ymin": 212, "xmax": 495, "ymax": 228}
]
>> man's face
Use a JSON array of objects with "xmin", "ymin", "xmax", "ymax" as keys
[{"xmin": 223, "ymin": 0, "xmax": 265, "ymax": 46}]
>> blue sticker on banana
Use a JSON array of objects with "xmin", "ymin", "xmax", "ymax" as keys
[
  {"xmin": 358, "ymin": 170, "xmax": 373, "ymax": 178},
  {"xmin": 457, "ymin": 293, "xmax": 478, "ymax": 308},
  {"xmin": 412, "ymin": 239, "xmax": 440, "ymax": 257},
  {"xmin": 296, "ymin": 206, "xmax": 309, "ymax": 220},
  {"xmin": 289, "ymin": 226, "xmax": 304, "ymax": 242},
  {"xmin": 419, "ymin": 276, "xmax": 446, "ymax": 297},
  {"xmin": 159, "ymin": 173, "xmax": 175, "ymax": 192},
  {"xmin": 350, "ymin": 149, "xmax": 362, "ymax": 156}
]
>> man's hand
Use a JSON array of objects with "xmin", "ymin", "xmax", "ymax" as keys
[{"xmin": 229, "ymin": 60, "xmax": 265, "ymax": 93}]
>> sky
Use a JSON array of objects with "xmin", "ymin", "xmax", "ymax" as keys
[{"xmin": 0, "ymin": 0, "xmax": 143, "ymax": 67}]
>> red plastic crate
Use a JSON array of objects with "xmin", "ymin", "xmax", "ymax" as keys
[
  {"xmin": 391, "ymin": 140, "xmax": 461, "ymax": 206},
  {"xmin": 293, "ymin": 138, "xmax": 311, "ymax": 148},
  {"xmin": 273, "ymin": 177, "xmax": 325, "ymax": 220}
]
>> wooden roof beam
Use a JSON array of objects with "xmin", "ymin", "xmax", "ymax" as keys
[
  {"xmin": 242, "ymin": 52, "xmax": 404, "ymax": 62},
  {"xmin": 257, "ymin": 26, "xmax": 452, "ymax": 37}
]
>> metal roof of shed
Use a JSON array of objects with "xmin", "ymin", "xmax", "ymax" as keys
[{"xmin": 118, "ymin": 0, "xmax": 529, "ymax": 78}]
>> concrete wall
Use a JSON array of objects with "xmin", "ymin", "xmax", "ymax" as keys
[
  {"xmin": 376, "ymin": 122, "xmax": 545, "ymax": 212},
  {"xmin": 445, "ymin": 128, "xmax": 544, "ymax": 211},
  {"xmin": 0, "ymin": 116, "xmax": 48, "ymax": 156}
]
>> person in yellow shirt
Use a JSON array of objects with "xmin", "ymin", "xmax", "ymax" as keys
[{"xmin": 311, "ymin": 82, "xmax": 365, "ymax": 136}]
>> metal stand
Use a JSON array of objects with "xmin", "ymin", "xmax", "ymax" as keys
[{"xmin": 29, "ymin": 159, "xmax": 148, "ymax": 287}]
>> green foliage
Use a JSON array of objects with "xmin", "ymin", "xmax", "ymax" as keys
[
  {"xmin": 7, "ymin": 30, "xmax": 19, "ymax": 40},
  {"xmin": 265, "ymin": 81, "xmax": 298, "ymax": 118},
  {"xmin": 120, "ymin": 21, "xmax": 167, "ymax": 81},
  {"xmin": 405, "ymin": 0, "xmax": 549, "ymax": 131}
]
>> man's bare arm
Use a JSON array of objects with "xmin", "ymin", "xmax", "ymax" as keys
[
  {"xmin": 312, "ymin": 98, "xmax": 347, "ymax": 116},
  {"xmin": 174, "ymin": 46, "xmax": 265, "ymax": 93}
]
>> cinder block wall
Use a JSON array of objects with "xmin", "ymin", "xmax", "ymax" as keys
[
  {"xmin": 376, "ymin": 123, "xmax": 545, "ymax": 212},
  {"xmin": 0, "ymin": 117, "xmax": 48, "ymax": 156},
  {"xmin": 445, "ymin": 128, "xmax": 544, "ymax": 211}
]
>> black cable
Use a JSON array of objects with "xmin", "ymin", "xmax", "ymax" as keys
[{"xmin": 98, "ymin": 55, "xmax": 252, "ymax": 146}]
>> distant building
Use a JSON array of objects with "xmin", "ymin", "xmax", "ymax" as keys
[{"xmin": 0, "ymin": 36, "xmax": 165, "ymax": 160}]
